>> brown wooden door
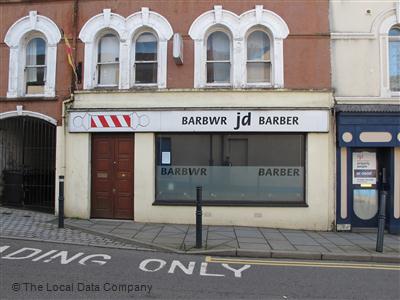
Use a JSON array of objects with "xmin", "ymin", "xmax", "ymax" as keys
[{"xmin": 91, "ymin": 134, "xmax": 134, "ymax": 219}]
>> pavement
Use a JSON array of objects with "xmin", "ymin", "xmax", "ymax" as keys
[{"xmin": 1, "ymin": 207, "xmax": 399, "ymax": 263}]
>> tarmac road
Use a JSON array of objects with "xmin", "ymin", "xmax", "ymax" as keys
[{"xmin": 1, "ymin": 237, "xmax": 399, "ymax": 299}]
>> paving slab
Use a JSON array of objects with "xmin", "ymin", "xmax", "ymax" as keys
[{"xmin": 238, "ymin": 243, "xmax": 271, "ymax": 250}]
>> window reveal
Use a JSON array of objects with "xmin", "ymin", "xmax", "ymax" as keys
[
  {"xmin": 389, "ymin": 26, "xmax": 400, "ymax": 91},
  {"xmin": 155, "ymin": 133, "xmax": 305, "ymax": 204}
]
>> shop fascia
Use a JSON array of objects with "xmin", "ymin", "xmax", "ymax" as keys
[{"xmin": 69, "ymin": 110, "xmax": 329, "ymax": 133}]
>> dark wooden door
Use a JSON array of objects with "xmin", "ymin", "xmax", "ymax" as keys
[{"xmin": 91, "ymin": 134, "xmax": 134, "ymax": 219}]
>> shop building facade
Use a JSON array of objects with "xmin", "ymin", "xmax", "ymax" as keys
[
  {"xmin": 63, "ymin": 1, "xmax": 334, "ymax": 230},
  {"xmin": 1, "ymin": 1, "xmax": 334, "ymax": 231},
  {"xmin": 331, "ymin": 1, "xmax": 400, "ymax": 233}
]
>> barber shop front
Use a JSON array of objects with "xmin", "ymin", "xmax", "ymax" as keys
[
  {"xmin": 64, "ymin": 91, "xmax": 334, "ymax": 231},
  {"xmin": 336, "ymin": 106, "xmax": 400, "ymax": 234}
]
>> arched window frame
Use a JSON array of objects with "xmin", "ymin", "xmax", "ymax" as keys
[
  {"xmin": 388, "ymin": 25, "xmax": 400, "ymax": 92},
  {"xmin": 204, "ymin": 27, "xmax": 233, "ymax": 87},
  {"xmin": 244, "ymin": 27, "xmax": 273, "ymax": 87},
  {"xmin": 189, "ymin": 5, "xmax": 289, "ymax": 89},
  {"xmin": 375, "ymin": 6, "xmax": 400, "ymax": 98},
  {"xmin": 94, "ymin": 29, "xmax": 121, "ymax": 88},
  {"xmin": 130, "ymin": 28, "xmax": 159, "ymax": 87},
  {"xmin": 79, "ymin": 8, "xmax": 173, "ymax": 90},
  {"xmin": 4, "ymin": 11, "xmax": 61, "ymax": 98}
]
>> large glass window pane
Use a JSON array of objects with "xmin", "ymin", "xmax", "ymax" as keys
[
  {"xmin": 207, "ymin": 62, "xmax": 230, "ymax": 83},
  {"xmin": 97, "ymin": 34, "xmax": 119, "ymax": 85},
  {"xmin": 135, "ymin": 33, "xmax": 157, "ymax": 61},
  {"xmin": 135, "ymin": 63, "xmax": 157, "ymax": 84},
  {"xmin": 389, "ymin": 27, "xmax": 400, "ymax": 91},
  {"xmin": 98, "ymin": 64, "xmax": 119, "ymax": 86},
  {"xmin": 247, "ymin": 62, "xmax": 271, "ymax": 83},
  {"xmin": 207, "ymin": 32, "xmax": 230, "ymax": 61},
  {"xmin": 247, "ymin": 31, "xmax": 270, "ymax": 61},
  {"xmin": 155, "ymin": 133, "xmax": 305, "ymax": 204}
]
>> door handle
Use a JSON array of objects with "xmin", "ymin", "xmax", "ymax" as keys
[{"xmin": 112, "ymin": 188, "xmax": 116, "ymax": 193}]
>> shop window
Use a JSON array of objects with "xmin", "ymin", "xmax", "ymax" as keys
[
  {"xmin": 389, "ymin": 26, "xmax": 400, "ymax": 91},
  {"xmin": 246, "ymin": 30, "xmax": 271, "ymax": 85},
  {"xmin": 155, "ymin": 133, "xmax": 305, "ymax": 205},
  {"xmin": 206, "ymin": 31, "xmax": 231, "ymax": 85},
  {"xmin": 97, "ymin": 33, "xmax": 119, "ymax": 86},
  {"xmin": 134, "ymin": 32, "xmax": 158, "ymax": 84},
  {"xmin": 25, "ymin": 37, "xmax": 46, "ymax": 95}
]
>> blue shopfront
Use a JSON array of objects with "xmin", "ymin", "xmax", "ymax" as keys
[{"xmin": 336, "ymin": 106, "xmax": 400, "ymax": 234}]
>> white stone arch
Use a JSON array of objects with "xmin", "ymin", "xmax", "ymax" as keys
[
  {"xmin": 189, "ymin": 6, "xmax": 239, "ymax": 87},
  {"xmin": 4, "ymin": 11, "xmax": 61, "ymax": 98},
  {"xmin": 79, "ymin": 9, "xmax": 127, "ymax": 89},
  {"xmin": 240, "ymin": 6, "xmax": 289, "ymax": 88},
  {"xmin": 189, "ymin": 5, "xmax": 289, "ymax": 88},
  {"xmin": 371, "ymin": 7, "xmax": 400, "ymax": 98},
  {"xmin": 126, "ymin": 8, "xmax": 173, "ymax": 88},
  {"xmin": 0, "ymin": 108, "xmax": 57, "ymax": 126}
]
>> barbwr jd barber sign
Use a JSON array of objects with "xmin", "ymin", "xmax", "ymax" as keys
[{"xmin": 69, "ymin": 110, "xmax": 329, "ymax": 132}]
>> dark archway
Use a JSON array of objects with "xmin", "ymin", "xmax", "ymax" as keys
[{"xmin": 0, "ymin": 116, "xmax": 56, "ymax": 212}]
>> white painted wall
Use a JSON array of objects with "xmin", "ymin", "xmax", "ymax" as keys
[
  {"xmin": 64, "ymin": 132, "xmax": 91, "ymax": 219},
  {"xmin": 133, "ymin": 132, "xmax": 334, "ymax": 230},
  {"xmin": 64, "ymin": 90, "xmax": 334, "ymax": 230},
  {"xmin": 330, "ymin": 1, "xmax": 399, "ymax": 100}
]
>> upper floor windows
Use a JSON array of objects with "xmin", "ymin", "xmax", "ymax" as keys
[
  {"xmin": 4, "ymin": 11, "xmax": 61, "ymax": 98},
  {"xmin": 97, "ymin": 33, "xmax": 120, "ymax": 86},
  {"xmin": 26, "ymin": 37, "xmax": 47, "ymax": 95},
  {"xmin": 389, "ymin": 26, "xmax": 400, "ymax": 92},
  {"xmin": 206, "ymin": 31, "xmax": 231, "ymax": 85},
  {"xmin": 79, "ymin": 8, "xmax": 173, "ymax": 90},
  {"xmin": 189, "ymin": 5, "xmax": 289, "ymax": 88},
  {"xmin": 246, "ymin": 30, "xmax": 271, "ymax": 84},
  {"xmin": 134, "ymin": 32, "xmax": 158, "ymax": 85}
]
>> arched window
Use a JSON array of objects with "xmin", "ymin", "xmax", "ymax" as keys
[
  {"xmin": 25, "ymin": 37, "xmax": 46, "ymax": 95},
  {"xmin": 134, "ymin": 32, "xmax": 158, "ymax": 84},
  {"xmin": 5, "ymin": 11, "xmax": 61, "ymax": 97},
  {"xmin": 247, "ymin": 31, "xmax": 271, "ymax": 84},
  {"xmin": 389, "ymin": 26, "xmax": 400, "ymax": 91},
  {"xmin": 97, "ymin": 33, "xmax": 119, "ymax": 86},
  {"xmin": 206, "ymin": 31, "xmax": 231, "ymax": 84}
]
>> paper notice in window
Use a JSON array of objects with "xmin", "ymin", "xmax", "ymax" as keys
[{"xmin": 162, "ymin": 152, "xmax": 171, "ymax": 164}]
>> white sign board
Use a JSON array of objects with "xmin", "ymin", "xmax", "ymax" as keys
[
  {"xmin": 352, "ymin": 152, "xmax": 377, "ymax": 185},
  {"xmin": 69, "ymin": 110, "xmax": 329, "ymax": 133}
]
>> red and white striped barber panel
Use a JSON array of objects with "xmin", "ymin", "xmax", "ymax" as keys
[{"xmin": 91, "ymin": 115, "xmax": 131, "ymax": 128}]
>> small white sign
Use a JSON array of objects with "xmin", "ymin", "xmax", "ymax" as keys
[
  {"xmin": 352, "ymin": 152, "xmax": 377, "ymax": 185},
  {"xmin": 69, "ymin": 110, "xmax": 329, "ymax": 133},
  {"xmin": 161, "ymin": 152, "xmax": 171, "ymax": 164}
]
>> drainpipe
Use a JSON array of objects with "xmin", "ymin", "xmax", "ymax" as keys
[{"xmin": 55, "ymin": 95, "xmax": 74, "ymax": 216}]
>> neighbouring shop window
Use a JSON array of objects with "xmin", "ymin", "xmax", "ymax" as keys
[
  {"xmin": 26, "ymin": 37, "xmax": 46, "ymax": 94},
  {"xmin": 155, "ymin": 133, "xmax": 305, "ymax": 205},
  {"xmin": 389, "ymin": 26, "xmax": 400, "ymax": 91}
]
